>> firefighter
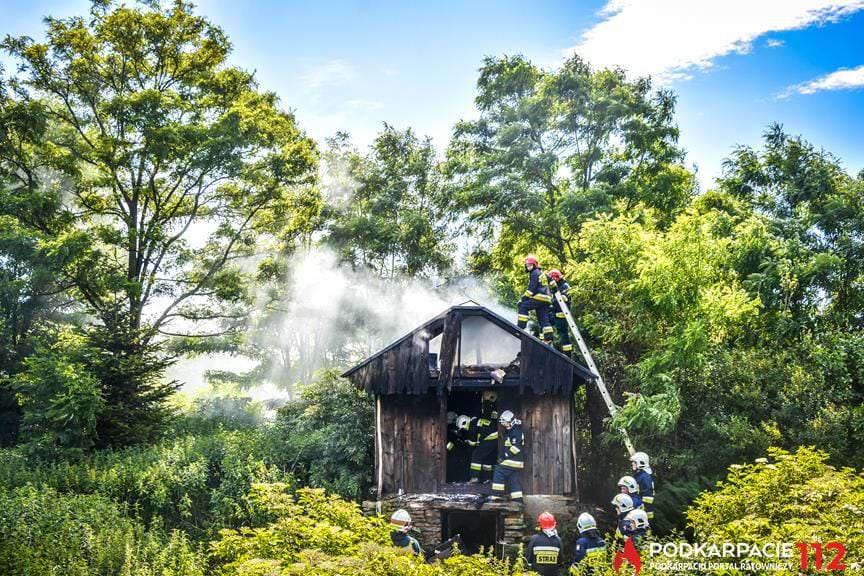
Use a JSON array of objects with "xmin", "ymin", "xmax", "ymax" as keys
[
  {"xmin": 446, "ymin": 411, "xmax": 459, "ymax": 453},
  {"xmin": 490, "ymin": 410, "xmax": 524, "ymax": 503},
  {"xmin": 572, "ymin": 512, "xmax": 607, "ymax": 567},
  {"xmin": 617, "ymin": 475, "xmax": 643, "ymax": 510},
  {"xmin": 517, "ymin": 255, "xmax": 554, "ymax": 343},
  {"xmin": 630, "ymin": 451, "xmax": 655, "ymax": 519},
  {"xmin": 525, "ymin": 512, "xmax": 562, "ymax": 576},
  {"xmin": 623, "ymin": 509, "xmax": 650, "ymax": 544},
  {"xmin": 468, "ymin": 391, "xmax": 499, "ymax": 483},
  {"xmin": 390, "ymin": 509, "xmax": 424, "ymax": 556},
  {"xmin": 546, "ymin": 268, "xmax": 573, "ymax": 354},
  {"xmin": 611, "ymin": 493, "xmax": 635, "ymax": 541}
]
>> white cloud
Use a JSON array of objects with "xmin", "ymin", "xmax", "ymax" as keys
[
  {"xmin": 779, "ymin": 64, "xmax": 864, "ymax": 97},
  {"xmin": 765, "ymin": 38, "xmax": 786, "ymax": 47},
  {"xmin": 298, "ymin": 58, "xmax": 355, "ymax": 89},
  {"xmin": 569, "ymin": 0, "xmax": 864, "ymax": 83}
]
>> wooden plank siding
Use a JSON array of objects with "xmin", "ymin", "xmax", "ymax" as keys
[
  {"xmin": 520, "ymin": 393, "xmax": 574, "ymax": 495},
  {"xmin": 377, "ymin": 394, "xmax": 444, "ymax": 494}
]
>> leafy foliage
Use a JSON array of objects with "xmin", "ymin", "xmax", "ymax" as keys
[{"xmin": 263, "ymin": 370, "xmax": 374, "ymax": 501}]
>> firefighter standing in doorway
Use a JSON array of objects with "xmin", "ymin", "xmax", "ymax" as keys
[
  {"xmin": 468, "ymin": 391, "xmax": 499, "ymax": 483},
  {"xmin": 490, "ymin": 410, "xmax": 524, "ymax": 503},
  {"xmin": 517, "ymin": 256, "xmax": 554, "ymax": 343},
  {"xmin": 546, "ymin": 269, "xmax": 573, "ymax": 354}
]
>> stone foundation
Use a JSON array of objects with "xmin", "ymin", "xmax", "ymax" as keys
[{"xmin": 363, "ymin": 492, "xmax": 594, "ymax": 552}]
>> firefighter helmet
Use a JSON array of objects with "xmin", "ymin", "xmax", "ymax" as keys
[
  {"xmin": 390, "ymin": 509, "xmax": 412, "ymax": 532},
  {"xmin": 456, "ymin": 415, "xmax": 472, "ymax": 431},
  {"xmin": 499, "ymin": 410, "xmax": 516, "ymax": 426},
  {"xmin": 482, "ymin": 390, "xmax": 498, "ymax": 403},
  {"xmin": 524, "ymin": 255, "xmax": 539, "ymax": 267},
  {"xmin": 612, "ymin": 493, "xmax": 635, "ymax": 515},
  {"xmin": 447, "ymin": 411, "xmax": 457, "ymax": 425},
  {"xmin": 630, "ymin": 451, "xmax": 650, "ymax": 469},
  {"xmin": 547, "ymin": 269, "xmax": 563, "ymax": 282},
  {"xmin": 626, "ymin": 508, "xmax": 650, "ymax": 530},
  {"xmin": 538, "ymin": 511, "xmax": 556, "ymax": 530},
  {"xmin": 576, "ymin": 512, "xmax": 597, "ymax": 534},
  {"xmin": 618, "ymin": 475, "xmax": 639, "ymax": 494}
]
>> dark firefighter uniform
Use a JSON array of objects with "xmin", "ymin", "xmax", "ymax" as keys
[
  {"xmin": 517, "ymin": 267, "xmax": 553, "ymax": 342},
  {"xmin": 525, "ymin": 531, "xmax": 563, "ymax": 576},
  {"xmin": 468, "ymin": 403, "xmax": 499, "ymax": 482},
  {"xmin": 491, "ymin": 422, "xmax": 524, "ymax": 501},
  {"xmin": 572, "ymin": 530, "xmax": 606, "ymax": 566},
  {"xmin": 446, "ymin": 420, "xmax": 471, "ymax": 483},
  {"xmin": 634, "ymin": 469, "xmax": 655, "ymax": 519},
  {"xmin": 391, "ymin": 530, "xmax": 424, "ymax": 556},
  {"xmin": 547, "ymin": 274, "xmax": 573, "ymax": 353}
]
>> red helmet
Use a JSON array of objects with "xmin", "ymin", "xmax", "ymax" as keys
[
  {"xmin": 547, "ymin": 269, "xmax": 562, "ymax": 282},
  {"xmin": 524, "ymin": 255, "xmax": 540, "ymax": 267},
  {"xmin": 538, "ymin": 511, "xmax": 556, "ymax": 531}
]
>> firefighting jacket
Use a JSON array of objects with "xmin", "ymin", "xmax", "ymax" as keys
[
  {"xmin": 498, "ymin": 423, "xmax": 524, "ymax": 469},
  {"xmin": 523, "ymin": 268, "xmax": 551, "ymax": 303},
  {"xmin": 525, "ymin": 531, "xmax": 562, "ymax": 576},
  {"xmin": 549, "ymin": 278, "xmax": 570, "ymax": 313},
  {"xmin": 572, "ymin": 530, "xmax": 606, "ymax": 565},
  {"xmin": 391, "ymin": 530, "xmax": 423, "ymax": 556},
  {"xmin": 634, "ymin": 468, "xmax": 655, "ymax": 512}
]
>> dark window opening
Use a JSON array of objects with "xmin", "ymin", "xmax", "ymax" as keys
[
  {"xmin": 441, "ymin": 510, "xmax": 499, "ymax": 555},
  {"xmin": 445, "ymin": 391, "xmax": 481, "ymax": 483}
]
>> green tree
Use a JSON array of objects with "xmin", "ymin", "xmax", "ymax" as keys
[
  {"xmin": 1, "ymin": 0, "xmax": 317, "ymax": 445},
  {"xmin": 325, "ymin": 126, "xmax": 453, "ymax": 279},
  {"xmin": 445, "ymin": 54, "xmax": 693, "ymax": 274}
]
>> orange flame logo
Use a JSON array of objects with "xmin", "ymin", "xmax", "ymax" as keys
[{"xmin": 614, "ymin": 538, "xmax": 642, "ymax": 574}]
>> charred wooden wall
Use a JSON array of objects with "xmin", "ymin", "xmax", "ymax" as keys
[
  {"xmin": 521, "ymin": 393, "xmax": 576, "ymax": 496},
  {"xmin": 377, "ymin": 394, "xmax": 445, "ymax": 494}
]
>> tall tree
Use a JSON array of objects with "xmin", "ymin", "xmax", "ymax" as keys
[
  {"xmin": 325, "ymin": 126, "xmax": 453, "ymax": 279},
  {"xmin": 1, "ymin": 0, "xmax": 317, "ymax": 445},
  {"xmin": 445, "ymin": 54, "xmax": 693, "ymax": 273}
]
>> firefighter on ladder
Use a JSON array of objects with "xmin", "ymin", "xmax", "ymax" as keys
[
  {"xmin": 468, "ymin": 391, "xmax": 499, "ymax": 483},
  {"xmin": 517, "ymin": 255, "xmax": 554, "ymax": 343},
  {"xmin": 546, "ymin": 268, "xmax": 573, "ymax": 354}
]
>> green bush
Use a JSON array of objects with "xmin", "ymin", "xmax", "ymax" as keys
[
  {"xmin": 0, "ymin": 485, "xmax": 205, "ymax": 576},
  {"xmin": 687, "ymin": 446, "xmax": 864, "ymax": 574},
  {"xmin": 262, "ymin": 371, "xmax": 374, "ymax": 501},
  {"xmin": 0, "ymin": 429, "xmax": 292, "ymax": 536}
]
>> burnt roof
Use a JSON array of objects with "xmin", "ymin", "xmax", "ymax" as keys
[{"xmin": 342, "ymin": 303, "xmax": 594, "ymax": 395}]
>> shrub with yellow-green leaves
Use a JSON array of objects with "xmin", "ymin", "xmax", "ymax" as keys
[
  {"xmin": 209, "ymin": 484, "xmax": 535, "ymax": 576},
  {"xmin": 687, "ymin": 446, "xmax": 864, "ymax": 574}
]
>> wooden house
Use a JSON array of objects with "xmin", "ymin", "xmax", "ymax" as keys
[{"xmin": 343, "ymin": 303, "xmax": 595, "ymax": 552}]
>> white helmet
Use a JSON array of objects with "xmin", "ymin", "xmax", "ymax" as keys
[
  {"xmin": 576, "ymin": 512, "xmax": 597, "ymax": 534},
  {"xmin": 630, "ymin": 451, "xmax": 650, "ymax": 469},
  {"xmin": 456, "ymin": 415, "xmax": 472, "ymax": 431},
  {"xmin": 499, "ymin": 410, "xmax": 516, "ymax": 426},
  {"xmin": 626, "ymin": 508, "xmax": 650, "ymax": 531},
  {"xmin": 482, "ymin": 390, "xmax": 499, "ymax": 403},
  {"xmin": 611, "ymin": 493, "xmax": 635, "ymax": 515},
  {"xmin": 390, "ymin": 509, "xmax": 412, "ymax": 532},
  {"xmin": 618, "ymin": 475, "xmax": 639, "ymax": 494},
  {"xmin": 447, "ymin": 411, "xmax": 457, "ymax": 425}
]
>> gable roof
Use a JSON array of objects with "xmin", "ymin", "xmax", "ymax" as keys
[{"xmin": 342, "ymin": 303, "xmax": 595, "ymax": 394}]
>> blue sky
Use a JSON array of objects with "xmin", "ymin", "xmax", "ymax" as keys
[{"xmin": 3, "ymin": 0, "xmax": 864, "ymax": 189}]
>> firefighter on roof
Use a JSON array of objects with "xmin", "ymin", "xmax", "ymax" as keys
[
  {"xmin": 525, "ymin": 512, "xmax": 562, "ymax": 576},
  {"xmin": 490, "ymin": 410, "xmax": 524, "ymax": 503},
  {"xmin": 546, "ymin": 268, "xmax": 574, "ymax": 354},
  {"xmin": 468, "ymin": 390, "xmax": 499, "ymax": 483},
  {"xmin": 517, "ymin": 255, "xmax": 554, "ymax": 344}
]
